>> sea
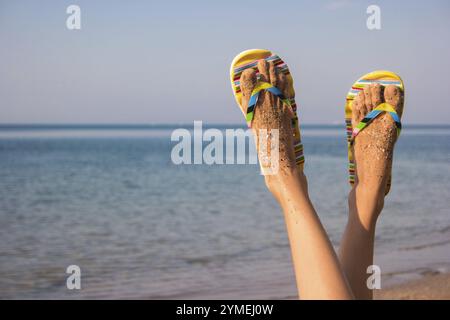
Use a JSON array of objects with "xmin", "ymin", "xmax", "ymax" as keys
[{"xmin": 0, "ymin": 124, "xmax": 449, "ymax": 299}]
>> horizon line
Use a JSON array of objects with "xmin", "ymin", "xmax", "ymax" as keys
[{"xmin": 0, "ymin": 123, "xmax": 449, "ymax": 129}]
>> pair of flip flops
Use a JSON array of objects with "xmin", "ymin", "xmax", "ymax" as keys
[{"xmin": 230, "ymin": 49, "xmax": 404, "ymax": 195}]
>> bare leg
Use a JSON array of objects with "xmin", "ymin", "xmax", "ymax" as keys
[
  {"xmin": 338, "ymin": 84, "xmax": 404, "ymax": 299},
  {"xmin": 240, "ymin": 61, "xmax": 353, "ymax": 299}
]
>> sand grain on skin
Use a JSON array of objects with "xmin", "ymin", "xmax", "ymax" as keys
[
  {"xmin": 351, "ymin": 84, "xmax": 404, "ymax": 189},
  {"xmin": 240, "ymin": 60, "xmax": 297, "ymax": 175}
]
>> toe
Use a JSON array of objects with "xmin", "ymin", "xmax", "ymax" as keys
[
  {"xmin": 276, "ymin": 67, "xmax": 294, "ymax": 120},
  {"xmin": 356, "ymin": 90, "xmax": 367, "ymax": 119},
  {"xmin": 277, "ymin": 68, "xmax": 287, "ymax": 97},
  {"xmin": 352, "ymin": 92, "xmax": 363, "ymax": 126},
  {"xmin": 257, "ymin": 59, "xmax": 270, "ymax": 83},
  {"xmin": 268, "ymin": 61, "xmax": 278, "ymax": 88},
  {"xmin": 285, "ymin": 75, "xmax": 295, "ymax": 99},
  {"xmin": 276, "ymin": 68, "xmax": 296, "ymax": 123},
  {"xmin": 239, "ymin": 68, "xmax": 257, "ymax": 113},
  {"xmin": 257, "ymin": 59, "xmax": 273, "ymax": 107},
  {"xmin": 384, "ymin": 85, "xmax": 404, "ymax": 117},
  {"xmin": 370, "ymin": 83, "xmax": 383, "ymax": 109},
  {"xmin": 363, "ymin": 86, "xmax": 373, "ymax": 111}
]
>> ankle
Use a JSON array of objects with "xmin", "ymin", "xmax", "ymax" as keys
[
  {"xmin": 355, "ymin": 182, "xmax": 385, "ymax": 210},
  {"xmin": 356, "ymin": 178, "xmax": 386, "ymax": 202},
  {"xmin": 348, "ymin": 209, "xmax": 378, "ymax": 233},
  {"xmin": 265, "ymin": 168, "xmax": 308, "ymax": 200},
  {"xmin": 349, "ymin": 185, "xmax": 384, "ymax": 231}
]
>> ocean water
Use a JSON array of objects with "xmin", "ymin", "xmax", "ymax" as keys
[{"xmin": 0, "ymin": 124, "xmax": 449, "ymax": 299}]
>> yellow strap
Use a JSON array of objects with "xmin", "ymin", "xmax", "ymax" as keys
[
  {"xmin": 250, "ymin": 81, "xmax": 273, "ymax": 96},
  {"xmin": 375, "ymin": 103, "xmax": 397, "ymax": 113}
]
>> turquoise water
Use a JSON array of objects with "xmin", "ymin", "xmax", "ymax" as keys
[{"xmin": 0, "ymin": 125, "xmax": 449, "ymax": 299}]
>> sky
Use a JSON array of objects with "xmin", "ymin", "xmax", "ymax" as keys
[{"xmin": 0, "ymin": 0, "xmax": 449, "ymax": 124}]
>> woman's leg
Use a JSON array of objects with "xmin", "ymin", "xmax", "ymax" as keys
[
  {"xmin": 338, "ymin": 84, "xmax": 404, "ymax": 299},
  {"xmin": 240, "ymin": 61, "xmax": 353, "ymax": 299},
  {"xmin": 271, "ymin": 171, "xmax": 354, "ymax": 299}
]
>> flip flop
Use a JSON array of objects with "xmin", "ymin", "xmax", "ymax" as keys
[
  {"xmin": 345, "ymin": 70, "xmax": 404, "ymax": 195},
  {"xmin": 229, "ymin": 49, "xmax": 304, "ymax": 170}
]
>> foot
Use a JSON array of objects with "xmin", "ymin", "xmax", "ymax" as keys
[
  {"xmin": 350, "ymin": 84, "xmax": 404, "ymax": 224},
  {"xmin": 239, "ymin": 60, "xmax": 303, "ymax": 193}
]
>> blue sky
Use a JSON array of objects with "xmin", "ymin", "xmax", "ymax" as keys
[{"xmin": 0, "ymin": 0, "xmax": 449, "ymax": 124}]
